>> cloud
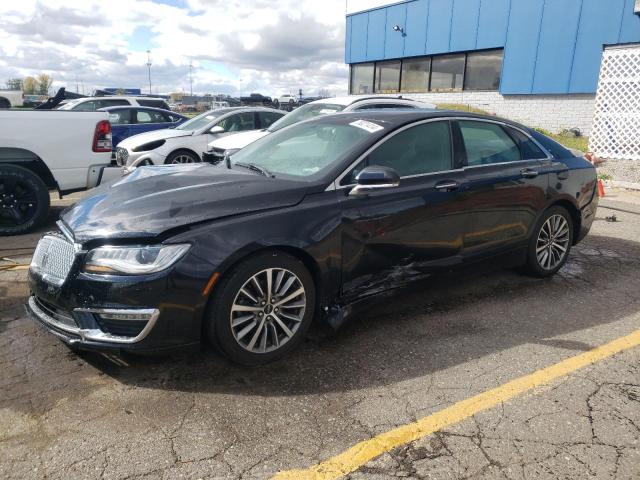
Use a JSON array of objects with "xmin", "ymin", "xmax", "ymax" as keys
[{"xmin": 0, "ymin": 0, "xmax": 366, "ymax": 97}]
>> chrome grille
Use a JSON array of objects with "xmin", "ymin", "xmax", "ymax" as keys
[
  {"xmin": 115, "ymin": 147, "xmax": 129, "ymax": 166},
  {"xmin": 30, "ymin": 235, "xmax": 76, "ymax": 286}
]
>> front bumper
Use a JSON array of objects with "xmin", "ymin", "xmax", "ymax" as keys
[{"xmin": 27, "ymin": 252, "xmax": 209, "ymax": 354}]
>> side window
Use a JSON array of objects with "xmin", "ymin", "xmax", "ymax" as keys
[
  {"xmin": 459, "ymin": 121, "xmax": 521, "ymax": 166},
  {"xmin": 503, "ymin": 126, "xmax": 548, "ymax": 160},
  {"xmin": 341, "ymin": 121, "xmax": 452, "ymax": 185},
  {"xmin": 108, "ymin": 110, "xmax": 131, "ymax": 124},
  {"xmin": 354, "ymin": 103, "xmax": 415, "ymax": 110},
  {"xmin": 101, "ymin": 99, "xmax": 130, "ymax": 108},
  {"xmin": 138, "ymin": 99, "xmax": 169, "ymax": 109},
  {"xmin": 259, "ymin": 112, "xmax": 283, "ymax": 128},
  {"xmin": 219, "ymin": 112, "xmax": 256, "ymax": 132},
  {"xmin": 72, "ymin": 100, "xmax": 98, "ymax": 111}
]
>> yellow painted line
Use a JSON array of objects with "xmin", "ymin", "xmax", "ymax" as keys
[{"xmin": 273, "ymin": 329, "xmax": 640, "ymax": 480}]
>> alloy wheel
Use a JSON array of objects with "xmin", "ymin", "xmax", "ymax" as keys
[
  {"xmin": 170, "ymin": 154, "xmax": 196, "ymax": 164},
  {"xmin": 536, "ymin": 214, "xmax": 570, "ymax": 270},
  {"xmin": 230, "ymin": 268, "xmax": 306, "ymax": 354},
  {"xmin": 0, "ymin": 177, "xmax": 38, "ymax": 227}
]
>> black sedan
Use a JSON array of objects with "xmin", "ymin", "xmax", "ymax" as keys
[{"xmin": 26, "ymin": 110, "xmax": 598, "ymax": 364}]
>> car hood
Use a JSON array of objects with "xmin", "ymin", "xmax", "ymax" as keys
[
  {"xmin": 207, "ymin": 130, "xmax": 270, "ymax": 150},
  {"xmin": 61, "ymin": 163, "xmax": 309, "ymax": 243},
  {"xmin": 118, "ymin": 128, "xmax": 193, "ymax": 149}
]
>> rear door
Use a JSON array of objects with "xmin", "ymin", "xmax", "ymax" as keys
[
  {"xmin": 107, "ymin": 109, "xmax": 133, "ymax": 147},
  {"xmin": 455, "ymin": 119, "xmax": 550, "ymax": 257},
  {"xmin": 337, "ymin": 119, "xmax": 467, "ymax": 301}
]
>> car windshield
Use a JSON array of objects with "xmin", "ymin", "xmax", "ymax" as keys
[
  {"xmin": 231, "ymin": 119, "xmax": 376, "ymax": 179},
  {"xmin": 56, "ymin": 99, "xmax": 81, "ymax": 110},
  {"xmin": 176, "ymin": 110, "xmax": 226, "ymax": 131},
  {"xmin": 268, "ymin": 103, "xmax": 345, "ymax": 132}
]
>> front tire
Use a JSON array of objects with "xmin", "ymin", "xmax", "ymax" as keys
[
  {"xmin": 164, "ymin": 150, "xmax": 199, "ymax": 165},
  {"xmin": 206, "ymin": 251, "xmax": 316, "ymax": 365},
  {"xmin": 523, "ymin": 206, "xmax": 573, "ymax": 277},
  {"xmin": 0, "ymin": 164, "xmax": 50, "ymax": 236}
]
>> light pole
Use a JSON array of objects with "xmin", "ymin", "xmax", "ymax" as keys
[
  {"xmin": 189, "ymin": 58, "xmax": 193, "ymax": 96},
  {"xmin": 146, "ymin": 50, "xmax": 152, "ymax": 94}
]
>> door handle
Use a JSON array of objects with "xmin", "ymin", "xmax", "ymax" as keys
[
  {"xmin": 520, "ymin": 168, "xmax": 539, "ymax": 179},
  {"xmin": 434, "ymin": 180, "xmax": 460, "ymax": 191}
]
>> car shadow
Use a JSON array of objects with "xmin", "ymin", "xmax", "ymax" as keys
[{"xmin": 74, "ymin": 231, "xmax": 640, "ymax": 398}]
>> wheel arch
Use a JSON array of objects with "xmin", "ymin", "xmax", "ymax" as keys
[
  {"xmin": 200, "ymin": 244, "xmax": 325, "ymax": 340},
  {"xmin": 0, "ymin": 96, "xmax": 11, "ymax": 108},
  {"xmin": 548, "ymin": 198, "xmax": 581, "ymax": 245},
  {"xmin": 0, "ymin": 148, "xmax": 58, "ymax": 190},
  {"xmin": 166, "ymin": 147, "xmax": 201, "ymax": 163}
]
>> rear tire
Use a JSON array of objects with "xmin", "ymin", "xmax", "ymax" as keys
[
  {"xmin": 205, "ymin": 251, "xmax": 316, "ymax": 365},
  {"xmin": 522, "ymin": 206, "xmax": 573, "ymax": 278},
  {"xmin": 0, "ymin": 164, "xmax": 50, "ymax": 236},
  {"xmin": 164, "ymin": 150, "xmax": 199, "ymax": 165},
  {"xmin": 0, "ymin": 98, "xmax": 10, "ymax": 109}
]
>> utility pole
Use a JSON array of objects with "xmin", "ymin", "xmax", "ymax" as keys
[
  {"xmin": 146, "ymin": 50, "xmax": 152, "ymax": 94},
  {"xmin": 75, "ymin": 75, "xmax": 79, "ymax": 94},
  {"xmin": 189, "ymin": 58, "xmax": 194, "ymax": 97}
]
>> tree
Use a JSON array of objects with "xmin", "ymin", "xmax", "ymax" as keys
[
  {"xmin": 6, "ymin": 78, "xmax": 23, "ymax": 91},
  {"xmin": 23, "ymin": 77, "xmax": 37, "ymax": 95},
  {"xmin": 36, "ymin": 73, "xmax": 53, "ymax": 95}
]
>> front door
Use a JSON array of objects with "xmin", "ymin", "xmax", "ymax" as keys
[{"xmin": 338, "ymin": 120, "xmax": 467, "ymax": 301}]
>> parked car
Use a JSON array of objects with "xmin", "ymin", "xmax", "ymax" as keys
[
  {"xmin": 0, "ymin": 109, "xmax": 119, "ymax": 235},
  {"xmin": 276, "ymin": 94, "xmax": 298, "ymax": 105},
  {"xmin": 116, "ymin": 107, "xmax": 285, "ymax": 171},
  {"xmin": 240, "ymin": 93, "xmax": 272, "ymax": 105},
  {"xmin": 203, "ymin": 95, "xmax": 434, "ymax": 163},
  {"xmin": 0, "ymin": 90, "xmax": 23, "ymax": 108},
  {"xmin": 57, "ymin": 96, "xmax": 170, "ymax": 111},
  {"xmin": 101, "ymin": 106, "xmax": 187, "ymax": 148},
  {"xmin": 26, "ymin": 110, "xmax": 598, "ymax": 364}
]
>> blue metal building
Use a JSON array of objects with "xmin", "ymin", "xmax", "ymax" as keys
[{"xmin": 346, "ymin": 0, "xmax": 640, "ymax": 96}]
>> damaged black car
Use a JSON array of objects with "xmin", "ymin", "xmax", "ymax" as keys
[{"xmin": 26, "ymin": 110, "xmax": 598, "ymax": 364}]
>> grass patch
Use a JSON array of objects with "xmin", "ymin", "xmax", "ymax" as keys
[
  {"xmin": 435, "ymin": 103, "xmax": 492, "ymax": 115},
  {"xmin": 549, "ymin": 134, "xmax": 589, "ymax": 153}
]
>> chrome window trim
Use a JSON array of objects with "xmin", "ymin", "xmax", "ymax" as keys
[
  {"xmin": 27, "ymin": 296, "xmax": 160, "ymax": 345},
  {"xmin": 327, "ymin": 116, "xmax": 552, "ymax": 191}
]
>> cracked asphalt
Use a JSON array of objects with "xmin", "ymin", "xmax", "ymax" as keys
[{"xmin": 1, "ymin": 190, "xmax": 639, "ymax": 479}]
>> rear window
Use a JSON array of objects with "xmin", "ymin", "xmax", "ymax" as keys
[{"xmin": 529, "ymin": 130, "xmax": 575, "ymax": 159}]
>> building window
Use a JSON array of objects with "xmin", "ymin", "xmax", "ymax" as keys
[
  {"xmin": 350, "ymin": 63, "xmax": 374, "ymax": 94},
  {"xmin": 464, "ymin": 50, "xmax": 503, "ymax": 91},
  {"xmin": 401, "ymin": 58, "xmax": 430, "ymax": 93},
  {"xmin": 375, "ymin": 60, "xmax": 401, "ymax": 93},
  {"xmin": 430, "ymin": 54, "xmax": 465, "ymax": 92}
]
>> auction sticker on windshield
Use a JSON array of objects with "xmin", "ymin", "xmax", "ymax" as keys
[{"xmin": 349, "ymin": 119, "xmax": 384, "ymax": 133}]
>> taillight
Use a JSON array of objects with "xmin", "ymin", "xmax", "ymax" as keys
[{"xmin": 93, "ymin": 120, "xmax": 112, "ymax": 152}]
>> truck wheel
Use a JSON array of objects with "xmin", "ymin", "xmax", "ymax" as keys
[
  {"xmin": 0, "ymin": 164, "xmax": 50, "ymax": 236},
  {"xmin": 0, "ymin": 98, "xmax": 10, "ymax": 109}
]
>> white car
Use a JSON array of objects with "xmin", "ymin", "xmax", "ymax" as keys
[
  {"xmin": 203, "ymin": 96, "xmax": 436, "ymax": 162},
  {"xmin": 277, "ymin": 94, "xmax": 298, "ymax": 105},
  {"xmin": 116, "ymin": 107, "xmax": 284, "ymax": 172},
  {"xmin": 0, "ymin": 90, "xmax": 23, "ymax": 109},
  {"xmin": 57, "ymin": 96, "xmax": 170, "ymax": 111}
]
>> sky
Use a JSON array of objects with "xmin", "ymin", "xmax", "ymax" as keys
[{"xmin": 0, "ymin": 0, "xmax": 391, "ymax": 97}]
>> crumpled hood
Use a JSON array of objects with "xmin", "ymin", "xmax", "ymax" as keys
[
  {"xmin": 207, "ymin": 129, "xmax": 270, "ymax": 151},
  {"xmin": 61, "ymin": 163, "xmax": 309, "ymax": 243},
  {"xmin": 118, "ymin": 128, "xmax": 193, "ymax": 149}
]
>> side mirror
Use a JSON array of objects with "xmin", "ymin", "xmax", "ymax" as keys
[
  {"xmin": 349, "ymin": 166, "xmax": 400, "ymax": 197},
  {"xmin": 209, "ymin": 125, "xmax": 225, "ymax": 134}
]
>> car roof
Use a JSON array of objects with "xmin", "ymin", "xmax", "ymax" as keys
[
  {"xmin": 98, "ymin": 106, "xmax": 179, "ymax": 113},
  {"xmin": 211, "ymin": 106, "xmax": 284, "ymax": 114},
  {"xmin": 302, "ymin": 109, "xmax": 534, "ymax": 133},
  {"xmin": 74, "ymin": 96, "xmax": 166, "ymax": 101}
]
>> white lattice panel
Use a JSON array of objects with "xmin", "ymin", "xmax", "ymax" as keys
[{"xmin": 589, "ymin": 45, "xmax": 640, "ymax": 161}]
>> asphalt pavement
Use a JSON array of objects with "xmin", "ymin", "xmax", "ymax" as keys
[{"xmin": 1, "ymin": 189, "xmax": 639, "ymax": 479}]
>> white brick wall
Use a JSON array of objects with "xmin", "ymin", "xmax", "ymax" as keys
[{"xmin": 382, "ymin": 91, "xmax": 596, "ymax": 136}]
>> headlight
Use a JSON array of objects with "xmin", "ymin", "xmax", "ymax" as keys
[
  {"xmin": 84, "ymin": 244, "xmax": 190, "ymax": 275},
  {"xmin": 132, "ymin": 139, "xmax": 166, "ymax": 152}
]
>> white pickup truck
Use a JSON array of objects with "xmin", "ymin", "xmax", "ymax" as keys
[
  {"xmin": 0, "ymin": 110, "xmax": 121, "ymax": 235},
  {"xmin": 0, "ymin": 90, "xmax": 24, "ymax": 109}
]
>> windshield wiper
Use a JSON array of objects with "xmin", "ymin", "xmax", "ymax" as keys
[{"xmin": 234, "ymin": 162, "xmax": 272, "ymax": 177}]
